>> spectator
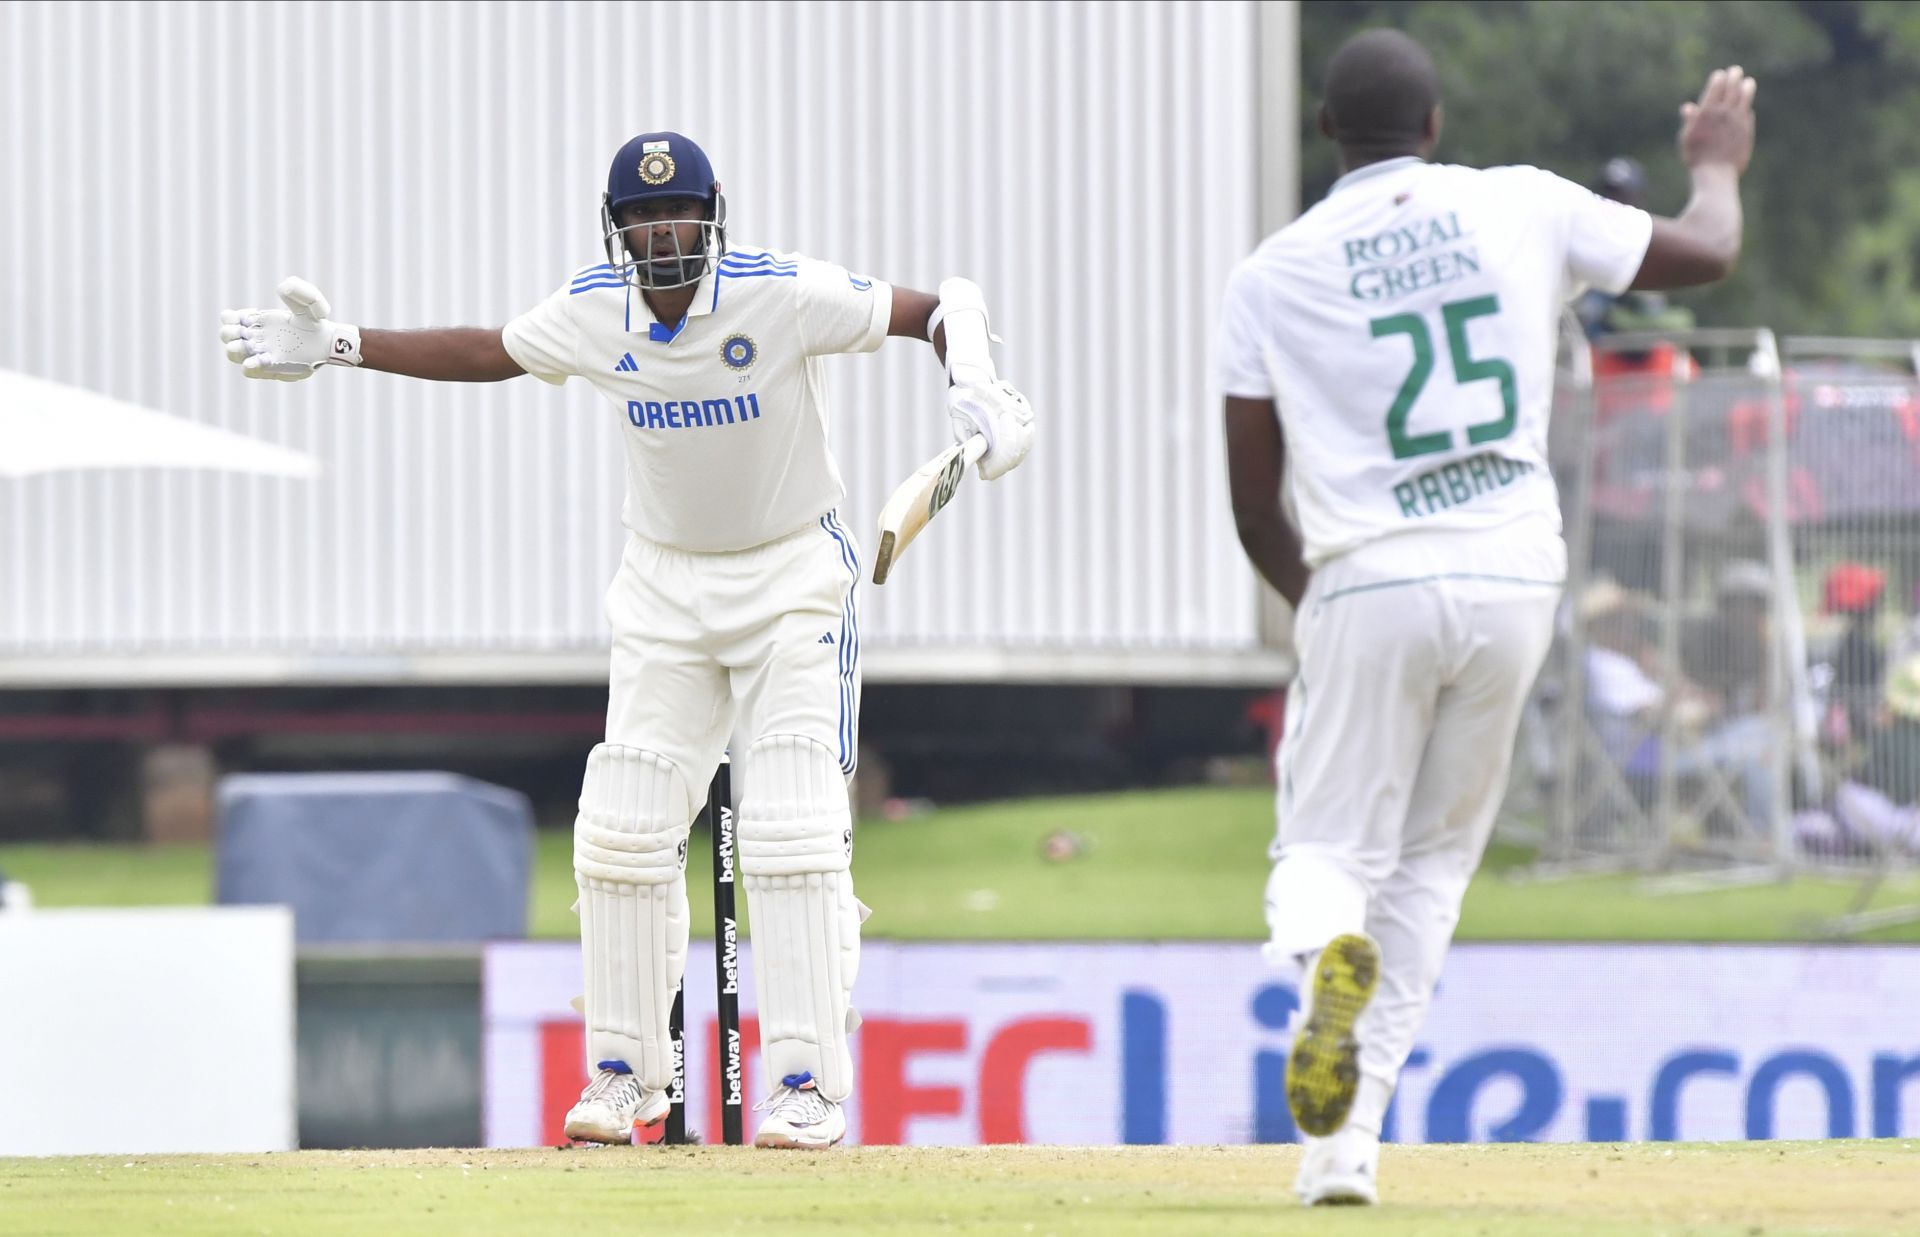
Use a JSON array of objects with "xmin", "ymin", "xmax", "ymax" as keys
[
  {"xmin": 1581, "ymin": 578, "xmax": 1716, "ymax": 786},
  {"xmin": 1829, "ymin": 653, "xmax": 1920, "ymax": 854},
  {"xmin": 1822, "ymin": 561, "xmax": 1888, "ymax": 742},
  {"xmin": 1581, "ymin": 579, "xmax": 1664, "ymax": 771},
  {"xmin": 1683, "ymin": 560, "xmax": 1773, "ymax": 717},
  {"xmin": 1673, "ymin": 559, "xmax": 1779, "ymax": 830}
]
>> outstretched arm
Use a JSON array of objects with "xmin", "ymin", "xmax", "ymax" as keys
[
  {"xmin": 221, "ymin": 277, "xmax": 526, "ymax": 383},
  {"xmin": 1224, "ymin": 396, "xmax": 1310, "ymax": 608},
  {"xmin": 1630, "ymin": 66, "xmax": 1758, "ymax": 291},
  {"xmin": 358, "ymin": 328, "xmax": 524, "ymax": 382}
]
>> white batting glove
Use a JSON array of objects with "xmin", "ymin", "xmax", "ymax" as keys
[
  {"xmin": 948, "ymin": 380, "xmax": 1034, "ymax": 482},
  {"xmin": 218, "ymin": 277, "xmax": 362, "ymax": 381}
]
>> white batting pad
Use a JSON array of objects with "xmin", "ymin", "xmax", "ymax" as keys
[
  {"xmin": 574, "ymin": 743, "xmax": 695, "ymax": 1090},
  {"xmin": 738, "ymin": 735, "xmax": 862, "ymax": 1099},
  {"xmin": 736, "ymin": 735, "xmax": 852, "ymax": 877},
  {"xmin": 744, "ymin": 870, "xmax": 866, "ymax": 1101}
]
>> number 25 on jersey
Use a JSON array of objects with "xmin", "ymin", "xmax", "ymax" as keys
[{"xmin": 1370, "ymin": 295, "xmax": 1516, "ymax": 460}]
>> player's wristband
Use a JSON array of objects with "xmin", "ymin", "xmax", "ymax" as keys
[
  {"xmin": 321, "ymin": 323, "xmax": 364, "ymax": 368},
  {"xmin": 929, "ymin": 277, "xmax": 1001, "ymax": 387}
]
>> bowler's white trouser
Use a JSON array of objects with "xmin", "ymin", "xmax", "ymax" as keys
[{"xmin": 1265, "ymin": 519, "xmax": 1564, "ymax": 1135}]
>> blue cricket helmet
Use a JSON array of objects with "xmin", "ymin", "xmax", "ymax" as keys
[{"xmin": 600, "ymin": 131, "xmax": 729, "ymax": 290}]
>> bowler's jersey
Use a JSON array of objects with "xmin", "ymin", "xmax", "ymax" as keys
[
  {"xmin": 503, "ymin": 244, "xmax": 893, "ymax": 552},
  {"xmin": 1216, "ymin": 158, "xmax": 1652, "ymax": 565}
]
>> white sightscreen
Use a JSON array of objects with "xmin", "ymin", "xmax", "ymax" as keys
[{"xmin": 0, "ymin": 0, "xmax": 1280, "ymax": 684}]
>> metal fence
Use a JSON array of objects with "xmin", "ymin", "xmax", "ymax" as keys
[{"xmin": 1532, "ymin": 326, "xmax": 1920, "ymax": 928}]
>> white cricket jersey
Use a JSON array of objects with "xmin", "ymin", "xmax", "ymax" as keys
[
  {"xmin": 503, "ymin": 244, "xmax": 893, "ymax": 552},
  {"xmin": 1216, "ymin": 158, "xmax": 1652, "ymax": 566}
]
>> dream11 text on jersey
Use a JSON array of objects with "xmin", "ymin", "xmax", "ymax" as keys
[{"xmin": 626, "ymin": 392, "xmax": 763, "ymax": 431}]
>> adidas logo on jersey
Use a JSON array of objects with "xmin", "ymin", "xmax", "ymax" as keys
[
  {"xmin": 615, "ymin": 353, "xmax": 639, "ymax": 372},
  {"xmin": 818, "ymin": 632, "xmax": 835, "ymax": 645}
]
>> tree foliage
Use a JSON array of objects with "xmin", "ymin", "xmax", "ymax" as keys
[{"xmin": 1300, "ymin": 1, "xmax": 1920, "ymax": 336}]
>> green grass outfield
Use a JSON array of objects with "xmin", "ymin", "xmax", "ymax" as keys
[
  {"xmin": 4, "ymin": 786, "xmax": 1920, "ymax": 942},
  {"xmin": 2, "ymin": 1142, "xmax": 1915, "ymax": 1236}
]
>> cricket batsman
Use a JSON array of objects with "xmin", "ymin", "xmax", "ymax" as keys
[{"xmin": 219, "ymin": 131, "xmax": 1034, "ymax": 1148}]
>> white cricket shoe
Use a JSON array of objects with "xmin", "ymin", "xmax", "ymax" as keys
[
  {"xmin": 563, "ymin": 1065, "xmax": 670, "ymax": 1145},
  {"xmin": 1295, "ymin": 1125, "xmax": 1380, "ymax": 1206},
  {"xmin": 752, "ymin": 1072, "xmax": 846, "ymax": 1149}
]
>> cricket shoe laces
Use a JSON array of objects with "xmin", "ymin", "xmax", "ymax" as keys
[
  {"xmin": 564, "ymin": 1061, "xmax": 668, "ymax": 1145},
  {"xmin": 752, "ymin": 1072, "xmax": 846, "ymax": 1149},
  {"xmin": 581, "ymin": 1066, "xmax": 642, "ymax": 1107}
]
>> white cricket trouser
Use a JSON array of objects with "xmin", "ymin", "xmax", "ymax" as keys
[
  {"xmin": 1270, "ymin": 518, "xmax": 1564, "ymax": 1135},
  {"xmin": 589, "ymin": 511, "xmax": 864, "ymax": 1094},
  {"xmin": 603, "ymin": 513, "xmax": 862, "ymax": 780}
]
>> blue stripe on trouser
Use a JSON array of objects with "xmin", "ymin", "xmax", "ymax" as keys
[
  {"xmin": 819, "ymin": 513, "xmax": 860, "ymax": 774},
  {"xmin": 826, "ymin": 513, "xmax": 859, "ymax": 773},
  {"xmin": 831, "ymin": 511, "xmax": 861, "ymax": 773}
]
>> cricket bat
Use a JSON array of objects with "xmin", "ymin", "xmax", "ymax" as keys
[{"xmin": 870, "ymin": 434, "xmax": 989, "ymax": 585}]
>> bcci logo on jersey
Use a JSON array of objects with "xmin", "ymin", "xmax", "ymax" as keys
[{"xmin": 720, "ymin": 335, "xmax": 757, "ymax": 370}]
